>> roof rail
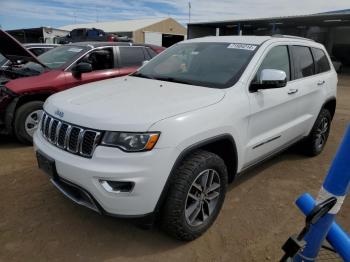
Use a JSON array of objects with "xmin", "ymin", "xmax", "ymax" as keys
[{"xmin": 271, "ymin": 34, "xmax": 315, "ymax": 42}]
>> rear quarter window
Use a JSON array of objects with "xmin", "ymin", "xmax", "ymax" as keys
[
  {"xmin": 119, "ymin": 47, "xmax": 145, "ymax": 67},
  {"xmin": 312, "ymin": 48, "xmax": 331, "ymax": 74}
]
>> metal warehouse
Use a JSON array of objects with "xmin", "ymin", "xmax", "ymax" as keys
[
  {"xmin": 188, "ymin": 10, "xmax": 350, "ymax": 67},
  {"xmin": 59, "ymin": 17, "xmax": 187, "ymax": 47}
]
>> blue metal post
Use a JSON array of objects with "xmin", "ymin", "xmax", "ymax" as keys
[
  {"xmin": 295, "ymin": 125, "xmax": 350, "ymax": 261},
  {"xmin": 237, "ymin": 23, "xmax": 241, "ymax": 35},
  {"xmin": 296, "ymin": 193, "xmax": 350, "ymax": 261}
]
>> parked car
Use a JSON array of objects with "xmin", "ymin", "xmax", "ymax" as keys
[
  {"xmin": 0, "ymin": 30, "xmax": 164, "ymax": 143},
  {"xmin": 331, "ymin": 55, "xmax": 343, "ymax": 74},
  {"xmin": 34, "ymin": 35, "xmax": 337, "ymax": 240},
  {"xmin": 0, "ymin": 43, "xmax": 59, "ymax": 69},
  {"xmin": 57, "ymin": 28, "xmax": 131, "ymax": 44}
]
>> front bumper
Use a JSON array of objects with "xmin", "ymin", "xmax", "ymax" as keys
[{"xmin": 33, "ymin": 131, "xmax": 179, "ymax": 216}]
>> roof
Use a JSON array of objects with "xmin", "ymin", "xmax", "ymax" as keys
[
  {"xmin": 59, "ymin": 18, "xmax": 168, "ymax": 32},
  {"xmin": 185, "ymin": 35, "xmax": 321, "ymax": 46}
]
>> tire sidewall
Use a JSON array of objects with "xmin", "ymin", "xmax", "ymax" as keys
[
  {"xmin": 167, "ymin": 152, "xmax": 228, "ymax": 238},
  {"xmin": 310, "ymin": 109, "xmax": 331, "ymax": 155},
  {"xmin": 14, "ymin": 101, "xmax": 44, "ymax": 144}
]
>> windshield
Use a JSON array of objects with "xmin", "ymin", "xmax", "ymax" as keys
[
  {"xmin": 22, "ymin": 45, "xmax": 88, "ymax": 72},
  {"xmin": 133, "ymin": 42, "xmax": 258, "ymax": 88}
]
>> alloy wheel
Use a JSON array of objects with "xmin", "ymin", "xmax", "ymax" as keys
[{"xmin": 185, "ymin": 169, "xmax": 221, "ymax": 227}]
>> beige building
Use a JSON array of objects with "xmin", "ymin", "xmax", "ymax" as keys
[{"xmin": 59, "ymin": 18, "xmax": 187, "ymax": 47}]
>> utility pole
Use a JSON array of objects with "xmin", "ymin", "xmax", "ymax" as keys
[{"xmin": 188, "ymin": 1, "xmax": 191, "ymax": 24}]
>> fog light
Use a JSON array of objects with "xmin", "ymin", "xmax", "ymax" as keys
[{"xmin": 100, "ymin": 180, "xmax": 134, "ymax": 193}]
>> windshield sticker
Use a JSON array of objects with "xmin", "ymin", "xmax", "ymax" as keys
[
  {"xmin": 227, "ymin": 43, "xmax": 257, "ymax": 51},
  {"xmin": 68, "ymin": 48, "xmax": 83, "ymax": 52}
]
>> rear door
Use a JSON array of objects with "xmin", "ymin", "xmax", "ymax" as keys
[
  {"xmin": 117, "ymin": 46, "xmax": 147, "ymax": 76},
  {"xmin": 63, "ymin": 47, "xmax": 120, "ymax": 88},
  {"xmin": 288, "ymin": 45, "xmax": 330, "ymax": 136},
  {"xmin": 244, "ymin": 44, "xmax": 302, "ymax": 166}
]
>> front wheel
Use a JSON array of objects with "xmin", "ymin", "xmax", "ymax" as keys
[
  {"xmin": 301, "ymin": 108, "xmax": 332, "ymax": 156},
  {"xmin": 14, "ymin": 101, "xmax": 44, "ymax": 144},
  {"xmin": 161, "ymin": 150, "xmax": 228, "ymax": 240}
]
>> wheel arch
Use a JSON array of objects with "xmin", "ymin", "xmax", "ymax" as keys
[
  {"xmin": 322, "ymin": 97, "xmax": 336, "ymax": 120},
  {"xmin": 5, "ymin": 92, "xmax": 52, "ymax": 135},
  {"xmin": 154, "ymin": 134, "xmax": 238, "ymax": 214}
]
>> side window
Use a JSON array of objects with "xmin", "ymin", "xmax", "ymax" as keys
[
  {"xmin": 312, "ymin": 48, "xmax": 331, "ymax": 74},
  {"xmin": 256, "ymin": 46, "xmax": 290, "ymax": 81},
  {"xmin": 146, "ymin": 48, "xmax": 158, "ymax": 58},
  {"xmin": 29, "ymin": 48, "xmax": 47, "ymax": 56},
  {"xmin": 291, "ymin": 46, "xmax": 315, "ymax": 79},
  {"xmin": 78, "ymin": 48, "xmax": 114, "ymax": 71},
  {"xmin": 119, "ymin": 47, "xmax": 145, "ymax": 67},
  {"xmin": 87, "ymin": 29, "xmax": 99, "ymax": 37}
]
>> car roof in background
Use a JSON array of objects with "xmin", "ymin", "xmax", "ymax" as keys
[
  {"xmin": 24, "ymin": 43, "xmax": 60, "ymax": 48},
  {"xmin": 67, "ymin": 42, "xmax": 160, "ymax": 49}
]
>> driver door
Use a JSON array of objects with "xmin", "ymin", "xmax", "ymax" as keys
[
  {"xmin": 244, "ymin": 45, "xmax": 302, "ymax": 167},
  {"xmin": 63, "ymin": 47, "xmax": 120, "ymax": 88}
]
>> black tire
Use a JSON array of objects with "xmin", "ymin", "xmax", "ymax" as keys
[
  {"xmin": 14, "ymin": 101, "xmax": 44, "ymax": 144},
  {"xmin": 161, "ymin": 150, "xmax": 228, "ymax": 241},
  {"xmin": 301, "ymin": 108, "xmax": 332, "ymax": 156}
]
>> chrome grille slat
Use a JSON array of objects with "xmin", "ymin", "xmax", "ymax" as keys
[{"xmin": 40, "ymin": 112, "xmax": 100, "ymax": 158}]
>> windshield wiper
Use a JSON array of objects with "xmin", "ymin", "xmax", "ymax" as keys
[
  {"xmin": 153, "ymin": 76, "xmax": 192, "ymax": 85},
  {"xmin": 132, "ymin": 72, "xmax": 155, "ymax": 80}
]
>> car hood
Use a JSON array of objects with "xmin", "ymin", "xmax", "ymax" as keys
[
  {"xmin": 0, "ymin": 30, "xmax": 47, "ymax": 68},
  {"xmin": 45, "ymin": 76, "xmax": 225, "ymax": 131}
]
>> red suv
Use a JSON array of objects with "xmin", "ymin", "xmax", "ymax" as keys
[{"xmin": 0, "ymin": 30, "xmax": 164, "ymax": 144}]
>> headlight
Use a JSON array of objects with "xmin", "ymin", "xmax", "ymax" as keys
[{"xmin": 101, "ymin": 132, "xmax": 160, "ymax": 152}]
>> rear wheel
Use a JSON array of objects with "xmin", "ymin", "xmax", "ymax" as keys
[
  {"xmin": 161, "ymin": 150, "xmax": 228, "ymax": 240},
  {"xmin": 301, "ymin": 108, "xmax": 332, "ymax": 156},
  {"xmin": 14, "ymin": 101, "xmax": 44, "ymax": 144}
]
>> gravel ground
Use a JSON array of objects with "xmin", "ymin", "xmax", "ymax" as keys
[{"xmin": 0, "ymin": 75, "xmax": 349, "ymax": 262}]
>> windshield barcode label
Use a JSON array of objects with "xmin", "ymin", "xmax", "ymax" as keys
[{"xmin": 227, "ymin": 44, "xmax": 257, "ymax": 51}]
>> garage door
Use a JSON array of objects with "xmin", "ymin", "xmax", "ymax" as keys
[{"xmin": 144, "ymin": 32, "xmax": 162, "ymax": 46}]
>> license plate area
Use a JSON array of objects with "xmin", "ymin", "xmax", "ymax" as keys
[{"xmin": 36, "ymin": 151, "xmax": 57, "ymax": 180}]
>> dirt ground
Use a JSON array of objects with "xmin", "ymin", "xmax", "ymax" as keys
[{"xmin": 1, "ymin": 76, "xmax": 350, "ymax": 262}]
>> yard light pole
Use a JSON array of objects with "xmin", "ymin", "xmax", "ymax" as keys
[
  {"xmin": 188, "ymin": 1, "xmax": 191, "ymax": 24},
  {"xmin": 295, "ymin": 125, "xmax": 350, "ymax": 261}
]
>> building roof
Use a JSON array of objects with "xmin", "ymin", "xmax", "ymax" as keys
[
  {"xmin": 188, "ymin": 11, "xmax": 350, "ymax": 27},
  {"xmin": 59, "ymin": 18, "xmax": 168, "ymax": 32}
]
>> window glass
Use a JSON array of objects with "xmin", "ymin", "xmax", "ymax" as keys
[
  {"xmin": 23, "ymin": 45, "xmax": 88, "ymax": 72},
  {"xmin": 146, "ymin": 48, "xmax": 158, "ymax": 58},
  {"xmin": 312, "ymin": 48, "xmax": 330, "ymax": 74},
  {"xmin": 256, "ymin": 46, "xmax": 290, "ymax": 81},
  {"xmin": 134, "ymin": 42, "xmax": 257, "ymax": 89},
  {"xmin": 79, "ymin": 48, "xmax": 114, "ymax": 71},
  {"xmin": 119, "ymin": 47, "xmax": 145, "ymax": 67},
  {"xmin": 29, "ymin": 48, "xmax": 47, "ymax": 56},
  {"xmin": 291, "ymin": 46, "xmax": 315, "ymax": 79},
  {"xmin": 87, "ymin": 29, "xmax": 99, "ymax": 37}
]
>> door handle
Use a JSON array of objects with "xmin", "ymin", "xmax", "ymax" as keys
[
  {"xmin": 288, "ymin": 89, "xmax": 298, "ymax": 95},
  {"xmin": 317, "ymin": 80, "xmax": 325, "ymax": 86}
]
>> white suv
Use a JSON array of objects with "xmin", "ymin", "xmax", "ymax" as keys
[{"xmin": 34, "ymin": 35, "xmax": 337, "ymax": 240}]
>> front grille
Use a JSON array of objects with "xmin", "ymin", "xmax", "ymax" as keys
[{"xmin": 40, "ymin": 112, "xmax": 101, "ymax": 158}]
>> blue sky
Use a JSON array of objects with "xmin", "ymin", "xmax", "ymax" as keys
[{"xmin": 1, "ymin": 0, "xmax": 349, "ymax": 30}]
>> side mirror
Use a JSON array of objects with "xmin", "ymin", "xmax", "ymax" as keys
[
  {"xmin": 71, "ymin": 62, "xmax": 92, "ymax": 77},
  {"xmin": 250, "ymin": 69, "xmax": 287, "ymax": 92}
]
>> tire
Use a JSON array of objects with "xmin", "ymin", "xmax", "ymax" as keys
[
  {"xmin": 301, "ymin": 108, "xmax": 332, "ymax": 156},
  {"xmin": 161, "ymin": 150, "xmax": 228, "ymax": 241},
  {"xmin": 14, "ymin": 101, "xmax": 44, "ymax": 144}
]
